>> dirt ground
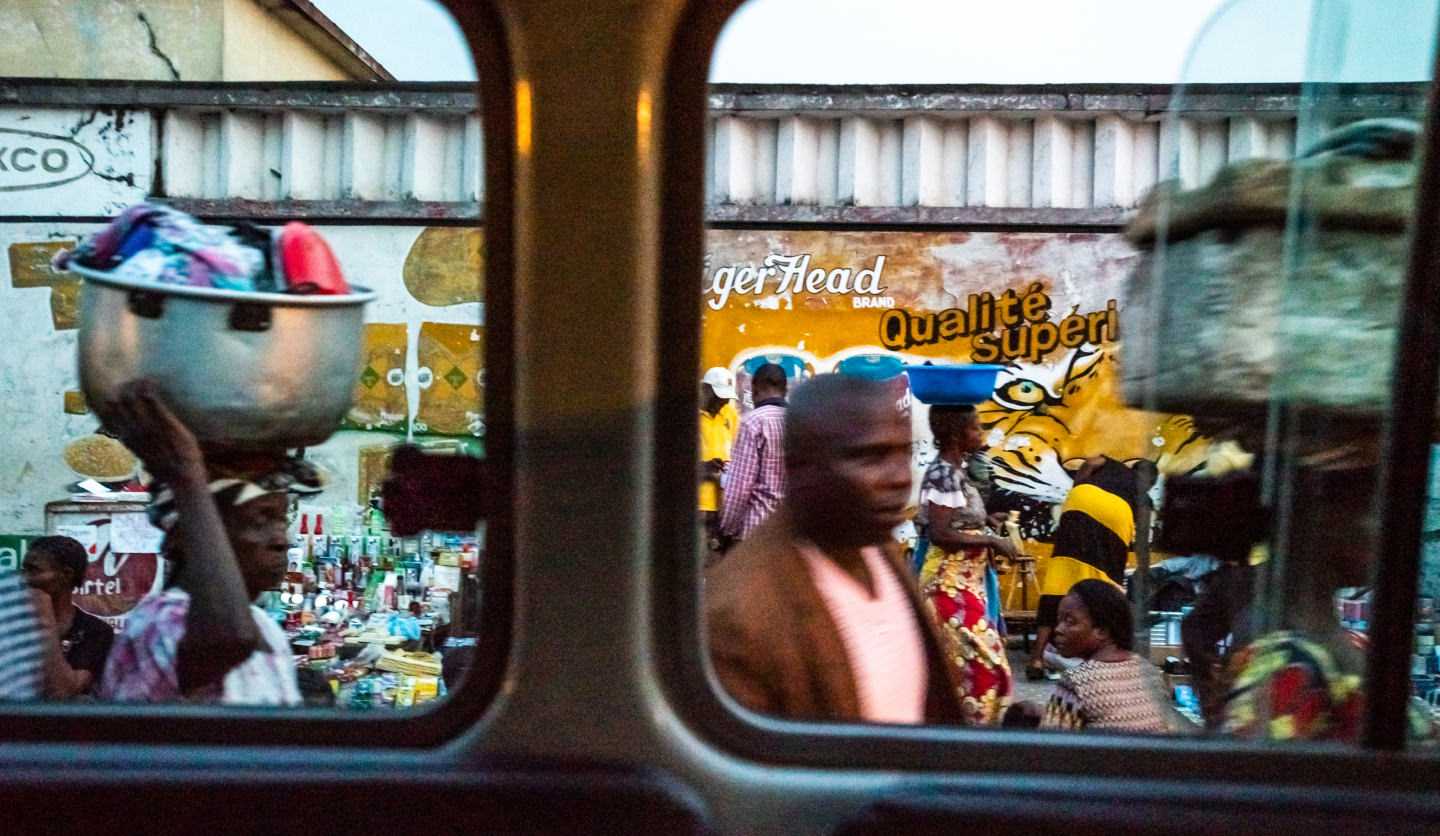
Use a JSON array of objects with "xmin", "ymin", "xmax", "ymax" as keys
[{"xmin": 1006, "ymin": 643, "xmax": 1056, "ymax": 706}]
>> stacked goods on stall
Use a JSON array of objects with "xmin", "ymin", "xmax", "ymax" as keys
[
  {"xmin": 270, "ymin": 493, "xmax": 481, "ymax": 709},
  {"xmin": 62, "ymin": 202, "xmax": 485, "ymax": 710}
]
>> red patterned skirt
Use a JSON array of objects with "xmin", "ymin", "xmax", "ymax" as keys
[{"xmin": 921, "ymin": 545, "xmax": 1013, "ymax": 724}]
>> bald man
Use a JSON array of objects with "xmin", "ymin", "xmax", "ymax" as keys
[{"xmin": 705, "ymin": 374, "xmax": 964, "ymax": 725}]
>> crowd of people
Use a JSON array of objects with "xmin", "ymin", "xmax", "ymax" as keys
[
  {"xmin": 0, "ymin": 381, "xmax": 323, "ymax": 705},
  {"xmin": 699, "ymin": 366, "xmax": 1409, "ymax": 741},
  {"xmin": 0, "ymin": 362, "xmax": 1405, "ymax": 742},
  {"xmin": 0, "ymin": 377, "xmax": 491, "ymax": 708},
  {"xmin": 701, "ymin": 369, "xmax": 1182, "ymax": 733}
]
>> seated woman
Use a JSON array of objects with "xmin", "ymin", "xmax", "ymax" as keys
[
  {"xmin": 22, "ymin": 535, "xmax": 114, "ymax": 697},
  {"xmin": 1041, "ymin": 579, "xmax": 1177, "ymax": 733},
  {"xmin": 435, "ymin": 575, "xmax": 483, "ymax": 691},
  {"xmin": 97, "ymin": 380, "xmax": 314, "ymax": 706}
]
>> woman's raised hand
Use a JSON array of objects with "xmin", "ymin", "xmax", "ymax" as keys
[{"xmin": 103, "ymin": 379, "xmax": 205, "ymax": 485}]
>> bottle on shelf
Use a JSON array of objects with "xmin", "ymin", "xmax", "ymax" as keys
[
  {"xmin": 364, "ymin": 489, "xmax": 387, "ymax": 536},
  {"xmin": 299, "ymin": 513, "xmax": 316, "ymax": 585},
  {"xmin": 313, "ymin": 513, "xmax": 327, "ymax": 556},
  {"xmin": 332, "ymin": 540, "xmax": 348, "ymax": 589}
]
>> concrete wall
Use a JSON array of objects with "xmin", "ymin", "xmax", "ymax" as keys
[
  {"xmin": 221, "ymin": 0, "xmax": 349, "ymax": 82},
  {"xmin": 0, "ymin": 223, "xmax": 482, "ymax": 533},
  {"xmin": 0, "ymin": 0, "xmax": 222, "ymax": 81},
  {"xmin": 0, "ymin": 87, "xmax": 487, "ymax": 535},
  {"xmin": 0, "ymin": 80, "xmax": 1419, "ymax": 541},
  {"xmin": 700, "ymin": 228, "xmax": 1201, "ymax": 542},
  {"xmin": 705, "ymin": 84, "xmax": 1425, "ymax": 226},
  {"xmin": 0, "ymin": 0, "xmax": 360, "ymax": 82},
  {"xmin": 160, "ymin": 106, "xmax": 483, "ymax": 203}
]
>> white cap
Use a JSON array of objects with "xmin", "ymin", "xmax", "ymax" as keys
[{"xmin": 702, "ymin": 366, "xmax": 736, "ymax": 399}]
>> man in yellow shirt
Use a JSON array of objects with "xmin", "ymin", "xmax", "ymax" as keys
[{"xmin": 700, "ymin": 367, "xmax": 739, "ymax": 555}]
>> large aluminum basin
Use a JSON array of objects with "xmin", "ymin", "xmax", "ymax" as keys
[{"xmin": 74, "ymin": 265, "xmax": 375, "ymax": 451}]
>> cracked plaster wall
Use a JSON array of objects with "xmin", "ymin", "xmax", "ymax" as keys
[
  {"xmin": 0, "ymin": 0, "xmax": 355, "ymax": 82},
  {"xmin": 0, "ymin": 0, "xmax": 221, "ymax": 81}
]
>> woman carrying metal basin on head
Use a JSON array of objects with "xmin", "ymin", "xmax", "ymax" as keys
[
  {"xmin": 908, "ymin": 364, "xmax": 1019, "ymax": 725},
  {"xmin": 56, "ymin": 205, "xmax": 373, "ymax": 705}
]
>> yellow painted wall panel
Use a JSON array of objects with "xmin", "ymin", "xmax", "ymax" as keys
[{"xmin": 415, "ymin": 322, "xmax": 483, "ymax": 437}]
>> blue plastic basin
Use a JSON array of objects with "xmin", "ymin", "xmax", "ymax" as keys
[
  {"xmin": 741, "ymin": 353, "xmax": 808, "ymax": 380},
  {"xmin": 904, "ymin": 363, "xmax": 1003, "ymax": 405},
  {"xmin": 836, "ymin": 354, "xmax": 905, "ymax": 380}
]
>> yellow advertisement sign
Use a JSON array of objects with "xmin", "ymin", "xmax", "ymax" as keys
[
  {"xmin": 347, "ymin": 322, "xmax": 409, "ymax": 432},
  {"xmin": 415, "ymin": 322, "xmax": 484, "ymax": 438},
  {"xmin": 702, "ymin": 229, "xmax": 1207, "ymax": 540}
]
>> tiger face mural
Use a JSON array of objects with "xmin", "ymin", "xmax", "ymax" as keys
[{"xmin": 975, "ymin": 344, "xmax": 1209, "ymax": 538}]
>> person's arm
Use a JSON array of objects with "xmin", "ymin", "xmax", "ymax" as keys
[
  {"xmin": 105, "ymin": 381, "xmax": 259, "ymax": 694},
  {"xmin": 717, "ymin": 422, "xmax": 760, "ymax": 537},
  {"xmin": 168, "ymin": 467, "xmax": 263, "ymax": 691},
  {"xmin": 706, "ymin": 597, "xmax": 778, "ymax": 715},
  {"xmin": 927, "ymin": 502, "xmax": 1017, "ymax": 557},
  {"xmin": 27, "ymin": 591, "xmax": 90, "ymax": 698}
]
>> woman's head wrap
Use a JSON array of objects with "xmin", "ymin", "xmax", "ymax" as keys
[{"xmin": 146, "ymin": 456, "xmax": 324, "ymax": 532}]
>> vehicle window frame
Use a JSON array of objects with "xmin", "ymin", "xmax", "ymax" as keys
[
  {"xmin": 0, "ymin": 0, "xmax": 514, "ymax": 749},
  {"xmin": 651, "ymin": 0, "xmax": 1440, "ymax": 785}
]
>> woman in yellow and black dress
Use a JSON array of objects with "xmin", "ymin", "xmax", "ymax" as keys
[{"xmin": 1025, "ymin": 455, "xmax": 1142, "ymax": 681}]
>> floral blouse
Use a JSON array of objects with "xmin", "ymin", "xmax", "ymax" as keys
[{"xmin": 916, "ymin": 455, "xmax": 987, "ymax": 538}]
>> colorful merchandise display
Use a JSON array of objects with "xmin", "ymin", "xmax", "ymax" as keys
[{"xmin": 260, "ymin": 497, "xmax": 480, "ymax": 710}]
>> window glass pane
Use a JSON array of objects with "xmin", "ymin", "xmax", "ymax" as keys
[
  {"xmin": 0, "ymin": 0, "xmax": 488, "ymax": 713},
  {"xmin": 1149, "ymin": 0, "xmax": 1437, "ymax": 745},
  {"xmin": 700, "ymin": 0, "xmax": 1437, "ymax": 744}
]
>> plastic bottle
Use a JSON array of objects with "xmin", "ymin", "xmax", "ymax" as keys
[
  {"xmin": 365, "ymin": 489, "xmax": 384, "ymax": 535},
  {"xmin": 314, "ymin": 513, "xmax": 326, "ymax": 555},
  {"xmin": 300, "ymin": 513, "xmax": 315, "ymax": 583}
]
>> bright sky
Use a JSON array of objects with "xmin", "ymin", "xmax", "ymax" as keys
[
  {"xmin": 312, "ymin": 0, "xmax": 1434, "ymax": 84},
  {"xmin": 711, "ymin": 0, "xmax": 1227, "ymax": 83},
  {"xmin": 314, "ymin": 0, "xmax": 1227, "ymax": 83}
]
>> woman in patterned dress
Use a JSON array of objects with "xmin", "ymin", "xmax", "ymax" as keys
[{"xmin": 915, "ymin": 405, "xmax": 1019, "ymax": 724}]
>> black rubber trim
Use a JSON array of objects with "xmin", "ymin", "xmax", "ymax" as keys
[
  {"xmin": 1363, "ymin": 5, "xmax": 1440, "ymax": 750},
  {"xmin": 0, "ymin": 758, "xmax": 709, "ymax": 834}
]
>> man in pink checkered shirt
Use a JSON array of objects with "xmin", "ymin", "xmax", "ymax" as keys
[{"xmin": 718, "ymin": 363, "xmax": 789, "ymax": 544}]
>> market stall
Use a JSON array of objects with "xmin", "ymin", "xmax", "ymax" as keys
[{"xmin": 263, "ymin": 503, "xmax": 481, "ymax": 710}]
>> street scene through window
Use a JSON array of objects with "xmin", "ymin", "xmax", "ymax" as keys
[
  {"xmin": 699, "ymin": 0, "xmax": 1440, "ymax": 747},
  {"xmin": 5, "ymin": 0, "xmax": 1440, "ymax": 759},
  {"xmin": 0, "ymin": 0, "xmax": 484, "ymax": 712}
]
